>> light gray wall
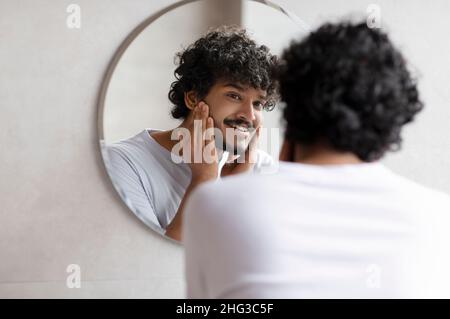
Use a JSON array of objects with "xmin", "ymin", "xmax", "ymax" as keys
[
  {"xmin": 1, "ymin": 0, "xmax": 449, "ymax": 298},
  {"xmin": 0, "ymin": 0, "xmax": 184, "ymax": 298}
]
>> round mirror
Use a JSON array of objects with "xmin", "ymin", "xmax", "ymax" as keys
[{"xmin": 98, "ymin": 0, "xmax": 308, "ymax": 242}]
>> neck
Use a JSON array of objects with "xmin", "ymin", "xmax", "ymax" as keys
[
  {"xmin": 293, "ymin": 142, "xmax": 364, "ymax": 165},
  {"xmin": 149, "ymin": 118, "xmax": 191, "ymax": 153}
]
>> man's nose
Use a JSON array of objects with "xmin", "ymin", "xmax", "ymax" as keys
[{"xmin": 237, "ymin": 101, "xmax": 256, "ymax": 123}]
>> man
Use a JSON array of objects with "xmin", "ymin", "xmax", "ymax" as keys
[
  {"xmin": 183, "ymin": 21, "xmax": 450, "ymax": 298},
  {"xmin": 105, "ymin": 26, "xmax": 278, "ymax": 241}
]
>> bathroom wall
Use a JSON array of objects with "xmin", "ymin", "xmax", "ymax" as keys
[
  {"xmin": 0, "ymin": 0, "xmax": 449, "ymax": 298},
  {"xmin": 0, "ymin": 0, "xmax": 184, "ymax": 298}
]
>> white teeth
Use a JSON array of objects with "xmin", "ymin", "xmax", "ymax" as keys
[
  {"xmin": 235, "ymin": 126, "xmax": 248, "ymax": 132},
  {"xmin": 227, "ymin": 124, "xmax": 249, "ymax": 132}
]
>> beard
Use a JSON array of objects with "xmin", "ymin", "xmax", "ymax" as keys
[
  {"xmin": 212, "ymin": 133, "xmax": 248, "ymax": 156},
  {"xmin": 211, "ymin": 117, "xmax": 254, "ymax": 156}
]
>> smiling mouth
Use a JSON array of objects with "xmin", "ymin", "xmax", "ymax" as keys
[
  {"xmin": 224, "ymin": 120, "xmax": 254, "ymax": 133},
  {"xmin": 227, "ymin": 124, "xmax": 250, "ymax": 133}
]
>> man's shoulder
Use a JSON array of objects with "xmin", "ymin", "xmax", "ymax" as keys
[
  {"xmin": 102, "ymin": 129, "xmax": 175, "ymax": 180},
  {"xmin": 191, "ymin": 166, "xmax": 277, "ymax": 212},
  {"xmin": 387, "ymin": 170, "xmax": 450, "ymax": 208},
  {"xmin": 186, "ymin": 175, "xmax": 270, "ymax": 232},
  {"xmin": 104, "ymin": 130, "xmax": 149, "ymax": 154},
  {"xmin": 103, "ymin": 129, "xmax": 168, "ymax": 164}
]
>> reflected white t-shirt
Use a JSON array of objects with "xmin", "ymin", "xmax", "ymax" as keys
[
  {"xmin": 183, "ymin": 161, "xmax": 450, "ymax": 298},
  {"xmin": 102, "ymin": 128, "xmax": 274, "ymax": 234}
]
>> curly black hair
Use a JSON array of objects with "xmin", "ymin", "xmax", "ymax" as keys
[
  {"xmin": 168, "ymin": 26, "xmax": 279, "ymax": 119},
  {"xmin": 278, "ymin": 21, "xmax": 423, "ymax": 162}
]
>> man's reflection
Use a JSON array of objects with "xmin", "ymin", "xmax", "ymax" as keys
[{"xmin": 104, "ymin": 26, "xmax": 279, "ymax": 240}]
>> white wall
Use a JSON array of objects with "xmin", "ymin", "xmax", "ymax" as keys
[{"xmin": 1, "ymin": 0, "xmax": 449, "ymax": 298}]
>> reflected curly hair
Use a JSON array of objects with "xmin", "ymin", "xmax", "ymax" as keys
[
  {"xmin": 278, "ymin": 21, "xmax": 424, "ymax": 162},
  {"xmin": 168, "ymin": 26, "xmax": 279, "ymax": 119}
]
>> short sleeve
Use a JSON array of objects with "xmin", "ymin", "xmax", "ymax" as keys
[{"xmin": 102, "ymin": 142, "xmax": 163, "ymax": 234}]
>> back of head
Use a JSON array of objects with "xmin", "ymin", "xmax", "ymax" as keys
[{"xmin": 278, "ymin": 21, "xmax": 423, "ymax": 162}]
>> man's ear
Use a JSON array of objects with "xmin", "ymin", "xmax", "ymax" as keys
[{"xmin": 184, "ymin": 91, "xmax": 198, "ymax": 111}]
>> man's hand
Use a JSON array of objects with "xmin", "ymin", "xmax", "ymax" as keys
[
  {"xmin": 187, "ymin": 101, "xmax": 219, "ymax": 183},
  {"xmin": 165, "ymin": 101, "xmax": 218, "ymax": 241}
]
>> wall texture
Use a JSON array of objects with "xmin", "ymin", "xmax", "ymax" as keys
[{"xmin": 0, "ymin": 0, "xmax": 449, "ymax": 298}]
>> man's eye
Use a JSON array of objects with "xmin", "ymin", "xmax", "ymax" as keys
[
  {"xmin": 227, "ymin": 93, "xmax": 241, "ymax": 100},
  {"xmin": 253, "ymin": 101, "xmax": 264, "ymax": 110}
]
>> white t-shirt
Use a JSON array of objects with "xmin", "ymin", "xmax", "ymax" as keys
[
  {"xmin": 183, "ymin": 161, "xmax": 450, "ymax": 298},
  {"xmin": 101, "ymin": 128, "xmax": 274, "ymax": 234}
]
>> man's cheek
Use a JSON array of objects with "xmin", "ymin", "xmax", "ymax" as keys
[{"xmin": 255, "ymin": 112, "xmax": 263, "ymax": 124}]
